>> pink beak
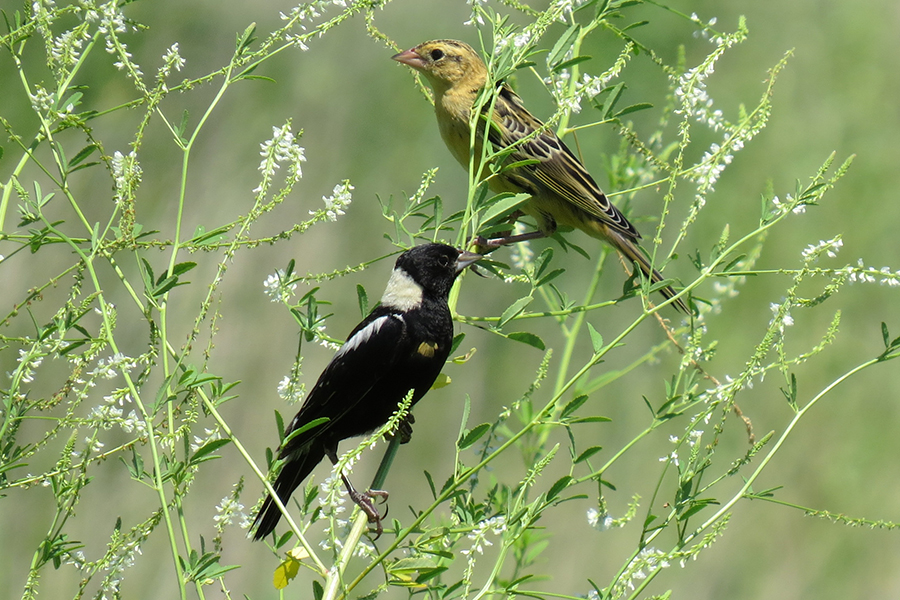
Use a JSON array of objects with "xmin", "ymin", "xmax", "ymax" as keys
[{"xmin": 392, "ymin": 48, "xmax": 426, "ymax": 69}]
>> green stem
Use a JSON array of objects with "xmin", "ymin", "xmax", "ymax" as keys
[{"xmin": 321, "ymin": 436, "xmax": 402, "ymax": 600}]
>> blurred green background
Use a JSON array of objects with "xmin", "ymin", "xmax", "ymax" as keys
[{"xmin": 2, "ymin": 0, "xmax": 899, "ymax": 598}]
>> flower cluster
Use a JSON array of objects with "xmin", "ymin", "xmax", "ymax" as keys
[
  {"xmin": 12, "ymin": 346, "xmax": 45, "ymax": 385},
  {"xmin": 659, "ymin": 429, "xmax": 704, "ymax": 467},
  {"xmin": 845, "ymin": 259, "xmax": 900, "ymax": 287},
  {"xmin": 769, "ymin": 300, "xmax": 795, "ymax": 335},
  {"xmin": 213, "ymin": 494, "xmax": 247, "ymax": 528},
  {"xmin": 111, "ymin": 151, "xmax": 142, "ymax": 206},
  {"xmin": 316, "ymin": 473, "xmax": 376, "ymax": 558},
  {"xmin": 281, "ymin": 0, "xmax": 353, "ymax": 49},
  {"xmin": 615, "ymin": 547, "xmax": 671, "ymax": 595},
  {"xmin": 772, "ymin": 193, "xmax": 808, "ymax": 216},
  {"xmin": 49, "ymin": 26, "xmax": 90, "ymax": 72},
  {"xmin": 463, "ymin": 0, "xmax": 487, "ymax": 26},
  {"xmin": 89, "ymin": 352, "xmax": 138, "ymax": 380},
  {"xmin": 690, "ymin": 13, "xmax": 719, "ymax": 40},
  {"xmin": 28, "ymin": 85, "xmax": 56, "ymax": 114},
  {"xmin": 158, "ymin": 43, "xmax": 186, "ymax": 81},
  {"xmin": 543, "ymin": 70, "xmax": 601, "ymax": 114},
  {"xmin": 460, "ymin": 515, "xmax": 506, "ymax": 556},
  {"xmin": 277, "ymin": 374, "xmax": 306, "ymax": 405},
  {"xmin": 674, "ymin": 27, "xmax": 753, "ymax": 209},
  {"xmin": 315, "ymin": 325, "xmax": 341, "ymax": 351},
  {"xmin": 190, "ymin": 427, "xmax": 222, "ymax": 453},
  {"xmin": 543, "ymin": 44, "xmax": 631, "ymax": 115},
  {"xmin": 801, "ymin": 236, "xmax": 843, "ymax": 262},
  {"xmin": 255, "ymin": 122, "xmax": 307, "ymax": 192},
  {"xmin": 263, "ymin": 269, "xmax": 298, "ymax": 303},
  {"xmin": 313, "ymin": 180, "xmax": 354, "ymax": 222},
  {"xmin": 587, "ymin": 507, "xmax": 614, "ymax": 531},
  {"xmin": 99, "ymin": 0, "xmax": 143, "ymax": 80}
]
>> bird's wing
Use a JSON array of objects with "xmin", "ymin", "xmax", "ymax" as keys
[
  {"xmin": 280, "ymin": 309, "xmax": 408, "ymax": 458},
  {"xmin": 488, "ymin": 85, "xmax": 640, "ymax": 240}
]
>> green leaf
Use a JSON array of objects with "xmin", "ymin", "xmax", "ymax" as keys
[
  {"xmin": 574, "ymin": 446, "xmax": 603, "ymax": 464},
  {"xmin": 561, "ymin": 395, "xmax": 589, "ymax": 419},
  {"xmin": 449, "ymin": 332, "xmax": 465, "ymax": 355},
  {"xmin": 282, "ymin": 417, "xmax": 329, "ymax": 448},
  {"xmin": 621, "ymin": 19, "xmax": 649, "ymax": 32},
  {"xmin": 548, "ymin": 24, "xmax": 581, "ymax": 68},
  {"xmin": 569, "ymin": 416, "xmax": 612, "ymax": 424},
  {"xmin": 390, "ymin": 557, "xmax": 439, "ymax": 572},
  {"xmin": 178, "ymin": 370, "xmax": 221, "ymax": 389},
  {"xmin": 598, "ymin": 82, "xmax": 626, "ymax": 119},
  {"xmin": 552, "ymin": 55, "xmax": 592, "ymax": 73},
  {"xmin": 498, "ymin": 296, "xmax": 533, "ymax": 327},
  {"xmin": 171, "ymin": 261, "xmax": 197, "ymax": 277},
  {"xmin": 547, "ymin": 475, "xmax": 573, "ymax": 501},
  {"xmin": 189, "ymin": 438, "xmax": 231, "ymax": 465},
  {"xmin": 357, "ymin": 284, "xmax": 368, "ymax": 317},
  {"xmin": 274, "ymin": 409, "xmax": 285, "ymax": 442},
  {"xmin": 424, "ymin": 470, "xmax": 437, "ymax": 499},
  {"xmin": 188, "ymin": 224, "xmax": 230, "ymax": 246},
  {"xmin": 507, "ymin": 331, "xmax": 545, "ymax": 350},
  {"xmin": 613, "ymin": 102, "xmax": 653, "ymax": 118},
  {"xmin": 534, "ymin": 268, "xmax": 564, "ymax": 288},
  {"xmin": 67, "ymin": 144, "xmax": 99, "ymax": 170},
  {"xmin": 174, "ymin": 110, "xmax": 190, "ymax": 144},
  {"xmin": 415, "ymin": 567, "xmax": 448, "ymax": 584},
  {"xmin": 587, "ymin": 322, "xmax": 603, "ymax": 354},
  {"xmin": 150, "ymin": 275, "xmax": 179, "ymax": 298},
  {"xmin": 480, "ymin": 192, "xmax": 531, "ymax": 225},
  {"xmin": 882, "ymin": 322, "xmax": 890, "ymax": 348},
  {"xmin": 532, "ymin": 247, "xmax": 554, "ymax": 280},
  {"xmin": 722, "ymin": 253, "xmax": 747, "ymax": 273},
  {"xmin": 457, "ymin": 423, "xmax": 491, "ymax": 450},
  {"xmin": 679, "ymin": 498, "xmax": 720, "ymax": 521},
  {"xmin": 56, "ymin": 91, "xmax": 83, "ymax": 112}
]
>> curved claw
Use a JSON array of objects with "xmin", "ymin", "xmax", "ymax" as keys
[{"xmin": 347, "ymin": 488, "xmax": 390, "ymax": 539}]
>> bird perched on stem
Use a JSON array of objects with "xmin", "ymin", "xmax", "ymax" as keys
[
  {"xmin": 392, "ymin": 39, "xmax": 688, "ymax": 312},
  {"xmin": 252, "ymin": 243, "xmax": 482, "ymax": 541}
]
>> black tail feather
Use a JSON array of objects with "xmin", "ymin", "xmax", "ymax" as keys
[{"xmin": 251, "ymin": 445, "xmax": 325, "ymax": 541}]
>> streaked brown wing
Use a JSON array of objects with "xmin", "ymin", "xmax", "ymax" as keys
[{"xmin": 488, "ymin": 85, "xmax": 640, "ymax": 240}]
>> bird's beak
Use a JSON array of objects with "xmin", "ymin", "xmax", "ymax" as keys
[
  {"xmin": 455, "ymin": 250, "xmax": 483, "ymax": 274},
  {"xmin": 392, "ymin": 48, "xmax": 426, "ymax": 70}
]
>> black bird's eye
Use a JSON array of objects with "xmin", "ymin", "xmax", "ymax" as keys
[
  {"xmin": 438, "ymin": 254, "xmax": 450, "ymax": 268},
  {"xmin": 430, "ymin": 48, "xmax": 444, "ymax": 61}
]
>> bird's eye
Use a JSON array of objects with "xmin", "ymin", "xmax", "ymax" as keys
[
  {"xmin": 438, "ymin": 255, "xmax": 450, "ymax": 267},
  {"xmin": 429, "ymin": 48, "xmax": 445, "ymax": 61}
]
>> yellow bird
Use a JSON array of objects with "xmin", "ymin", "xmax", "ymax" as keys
[{"xmin": 392, "ymin": 39, "xmax": 688, "ymax": 312}]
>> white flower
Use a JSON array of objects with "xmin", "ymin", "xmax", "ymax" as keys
[
  {"xmin": 263, "ymin": 269, "xmax": 297, "ymax": 303},
  {"xmin": 587, "ymin": 507, "xmax": 614, "ymax": 531},
  {"xmin": 256, "ymin": 123, "xmax": 306, "ymax": 184},
  {"xmin": 111, "ymin": 151, "xmax": 142, "ymax": 205},
  {"xmin": 159, "ymin": 43, "xmax": 185, "ymax": 79},
  {"xmin": 312, "ymin": 180, "xmax": 353, "ymax": 222}
]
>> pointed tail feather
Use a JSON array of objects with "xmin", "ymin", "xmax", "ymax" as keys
[
  {"xmin": 252, "ymin": 445, "xmax": 325, "ymax": 541},
  {"xmin": 609, "ymin": 231, "xmax": 689, "ymax": 313}
]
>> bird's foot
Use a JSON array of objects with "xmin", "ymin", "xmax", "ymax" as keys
[
  {"xmin": 470, "ymin": 229, "xmax": 547, "ymax": 252},
  {"xmin": 468, "ymin": 235, "xmax": 504, "ymax": 254},
  {"xmin": 395, "ymin": 414, "xmax": 415, "ymax": 444},
  {"xmin": 348, "ymin": 488, "xmax": 389, "ymax": 539}
]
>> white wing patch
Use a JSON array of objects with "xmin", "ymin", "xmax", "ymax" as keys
[
  {"xmin": 380, "ymin": 268, "xmax": 423, "ymax": 311},
  {"xmin": 336, "ymin": 315, "xmax": 395, "ymax": 358}
]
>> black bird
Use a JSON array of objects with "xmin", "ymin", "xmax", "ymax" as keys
[{"xmin": 252, "ymin": 243, "xmax": 481, "ymax": 541}]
